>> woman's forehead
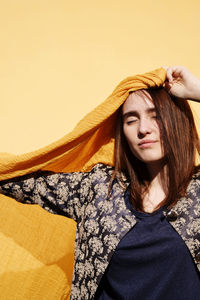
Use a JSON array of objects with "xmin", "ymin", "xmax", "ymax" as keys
[{"xmin": 123, "ymin": 90, "xmax": 154, "ymax": 114}]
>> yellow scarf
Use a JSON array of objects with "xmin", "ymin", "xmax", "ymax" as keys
[
  {"xmin": 0, "ymin": 67, "xmax": 166, "ymax": 299},
  {"xmin": 0, "ymin": 67, "xmax": 166, "ymax": 179}
]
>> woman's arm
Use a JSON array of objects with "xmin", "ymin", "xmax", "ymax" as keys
[
  {"xmin": 163, "ymin": 66, "xmax": 200, "ymax": 101},
  {"xmin": 0, "ymin": 170, "xmax": 92, "ymax": 222}
]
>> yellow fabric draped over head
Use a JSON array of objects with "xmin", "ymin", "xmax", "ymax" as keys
[
  {"xmin": 0, "ymin": 67, "xmax": 166, "ymax": 180},
  {"xmin": 0, "ymin": 67, "xmax": 166, "ymax": 299}
]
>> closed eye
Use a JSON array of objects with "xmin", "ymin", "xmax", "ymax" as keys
[{"xmin": 126, "ymin": 117, "xmax": 138, "ymax": 125}]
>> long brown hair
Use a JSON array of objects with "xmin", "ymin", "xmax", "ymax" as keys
[{"xmin": 112, "ymin": 88, "xmax": 200, "ymax": 211}]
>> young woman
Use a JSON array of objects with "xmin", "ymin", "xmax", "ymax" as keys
[{"xmin": 0, "ymin": 66, "xmax": 200, "ymax": 299}]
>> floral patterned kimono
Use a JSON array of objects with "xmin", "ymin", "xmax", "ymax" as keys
[{"xmin": 1, "ymin": 163, "xmax": 200, "ymax": 299}]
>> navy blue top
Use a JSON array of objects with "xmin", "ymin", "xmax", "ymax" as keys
[{"xmin": 95, "ymin": 191, "xmax": 200, "ymax": 300}]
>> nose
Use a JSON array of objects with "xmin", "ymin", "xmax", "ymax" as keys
[{"xmin": 138, "ymin": 117, "xmax": 152, "ymax": 137}]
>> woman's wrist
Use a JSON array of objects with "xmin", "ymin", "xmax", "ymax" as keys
[{"xmin": 188, "ymin": 81, "xmax": 200, "ymax": 101}]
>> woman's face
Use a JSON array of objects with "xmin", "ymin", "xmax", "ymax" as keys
[{"xmin": 122, "ymin": 91, "xmax": 164, "ymax": 165}]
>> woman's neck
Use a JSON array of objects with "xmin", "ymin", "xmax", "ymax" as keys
[
  {"xmin": 142, "ymin": 160, "xmax": 167, "ymax": 213},
  {"xmin": 146, "ymin": 159, "xmax": 166, "ymax": 181}
]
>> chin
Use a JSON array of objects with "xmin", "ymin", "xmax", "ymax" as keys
[
  {"xmin": 136, "ymin": 153, "xmax": 164, "ymax": 164},
  {"xmin": 130, "ymin": 147, "xmax": 164, "ymax": 165},
  {"xmin": 141, "ymin": 156, "xmax": 165, "ymax": 164}
]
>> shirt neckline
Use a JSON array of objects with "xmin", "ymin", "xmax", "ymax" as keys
[{"xmin": 124, "ymin": 189, "xmax": 165, "ymax": 219}]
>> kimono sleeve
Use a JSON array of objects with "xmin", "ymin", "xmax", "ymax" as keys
[{"xmin": 0, "ymin": 170, "xmax": 93, "ymax": 222}]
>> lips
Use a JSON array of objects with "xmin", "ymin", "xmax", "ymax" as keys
[{"xmin": 138, "ymin": 140, "xmax": 157, "ymax": 148}]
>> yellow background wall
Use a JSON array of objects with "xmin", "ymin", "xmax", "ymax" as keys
[{"xmin": 1, "ymin": 0, "xmax": 200, "ymax": 154}]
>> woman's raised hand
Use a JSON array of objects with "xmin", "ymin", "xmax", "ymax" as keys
[{"xmin": 163, "ymin": 66, "xmax": 200, "ymax": 101}]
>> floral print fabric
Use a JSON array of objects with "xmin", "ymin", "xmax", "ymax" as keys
[{"xmin": 0, "ymin": 163, "xmax": 200, "ymax": 299}]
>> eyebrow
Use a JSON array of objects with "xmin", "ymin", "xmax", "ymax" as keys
[{"xmin": 123, "ymin": 108, "xmax": 156, "ymax": 121}]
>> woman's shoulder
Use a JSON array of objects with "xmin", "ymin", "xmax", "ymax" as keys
[
  {"xmin": 187, "ymin": 167, "xmax": 200, "ymax": 195},
  {"xmin": 191, "ymin": 166, "xmax": 200, "ymax": 181},
  {"xmin": 91, "ymin": 163, "xmax": 114, "ymax": 173},
  {"xmin": 89, "ymin": 163, "xmax": 114, "ymax": 181}
]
